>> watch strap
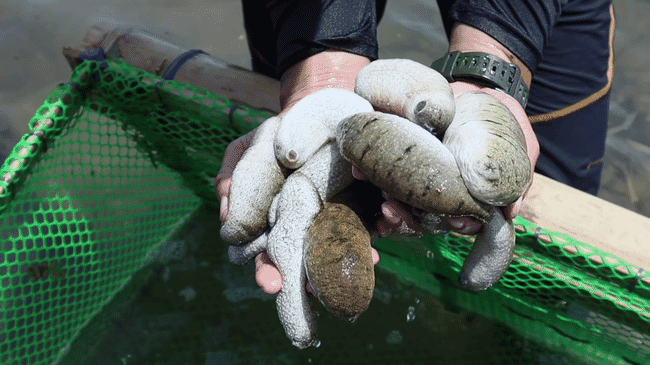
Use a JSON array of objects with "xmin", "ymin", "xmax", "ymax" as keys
[{"xmin": 431, "ymin": 51, "xmax": 529, "ymax": 109}]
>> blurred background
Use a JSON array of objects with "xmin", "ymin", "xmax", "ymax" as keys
[{"xmin": 1, "ymin": 0, "xmax": 649, "ymax": 217}]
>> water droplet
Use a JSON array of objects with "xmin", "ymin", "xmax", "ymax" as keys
[
  {"xmin": 308, "ymin": 358, "xmax": 313, "ymax": 363},
  {"xmin": 313, "ymin": 340, "xmax": 322, "ymax": 348},
  {"xmin": 426, "ymin": 250, "xmax": 435, "ymax": 259},
  {"xmin": 406, "ymin": 306, "xmax": 416, "ymax": 322},
  {"xmin": 406, "ymin": 312, "xmax": 415, "ymax": 322},
  {"xmin": 386, "ymin": 330, "xmax": 403, "ymax": 345},
  {"xmin": 367, "ymin": 343, "xmax": 374, "ymax": 351}
]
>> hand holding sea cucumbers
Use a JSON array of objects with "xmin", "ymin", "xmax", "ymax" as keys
[{"xmin": 216, "ymin": 57, "xmax": 539, "ymax": 348}]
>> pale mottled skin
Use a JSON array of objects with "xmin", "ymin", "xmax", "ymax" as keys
[
  {"xmin": 294, "ymin": 143, "xmax": 355, "ymax": 202},
  {"xmin": 266, "ymin": 172, "xmax": 322, "ymax": 349},
  {"xmin": 443, "ymin": 92, "xmax": 531, "ymax": 206},
  {"xmin": 355, "ymin": 59, "xmax": 456, "ymax": 135},
  {"xmin": 274, "ymin": 88, "xmax": 373, "ymax": 169},
  {"xmin": 228, "ymin": 141, "xmax": 356, "ymax": 348},
  {"xmin": 304, "ymin": 202, "xmax": 374, "ymax": 322},
  {"xmin": 220, "ymin": 116, "xmax": 286, "ymax": 245},
  {"xmin": 460, "ymin": 206, "xmax": 516, "ymax": 291}
]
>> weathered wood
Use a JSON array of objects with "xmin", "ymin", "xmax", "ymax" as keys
[
  {"xmin": 64, "ymin": 25, "xmax": 281, "ymax": 114},
  {"xmin": 520, "ymin": 173, "xmax": 650, "ymax": 272},
  {"xmin": 66, "ymin": 25, "xmax": 650, "ymax": 272}
]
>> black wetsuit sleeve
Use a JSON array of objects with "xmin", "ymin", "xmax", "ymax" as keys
[
  {"xmin": 439, "ymin": 0, "xmax": 568, "ymax": 74},
  {"xmin": 242, "ymin": 0, "xmax": 385, "ymax": 79}
]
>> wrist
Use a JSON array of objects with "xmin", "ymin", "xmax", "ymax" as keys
[
  {"xmin": 448, "ymin": 23, "xmax": 532, "ymax": 88},
  {"xmin": 279, "ymin": 50, "xmax": 371, "ymax": 112}
]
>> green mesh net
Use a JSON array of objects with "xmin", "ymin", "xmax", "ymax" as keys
[{"xmin": 1, "ymin": 59, "xmax": 648, "ymax": 365}]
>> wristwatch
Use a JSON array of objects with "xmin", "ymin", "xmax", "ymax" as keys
[{"xmin": 430, "ymin": 51, "xmax": 529, "ymax": 109}]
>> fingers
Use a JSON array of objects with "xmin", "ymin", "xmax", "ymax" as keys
[
  {"xmin": 254, "ymin": 247, "xmax": 381, "ymax": 296},
  {"xmin": 216, "ymin": 178, "xmax": 231, "ymax": 223},
  {"xmin": 447, "ymin": 216, "xmax": 483, "ymax": 235},
  {"xmin": 371, "ymin": 248, "xmax": 380, "ymax": 265},
  {"xmin": 376, "ymin": 200, "xmax": 427, "ymax": 237},
  {"xmin": 215, "ymin": 130, "xmax": 257, "ymax": 221},
  {"xmin": 378, "ymin": 193, "xmax": 483, "ymax": 236},
  {"xmin": 255, "ymin": 252, "xmax": 283, "ymax": 295}
]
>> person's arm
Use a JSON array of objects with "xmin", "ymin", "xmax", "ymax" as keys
[
  {"xmin": 448, "ymin": 22, "xmax": 532, "ymax": 87},
  {"xmin": 279, "ymin": 50, "xmax": 371, "ymax": 114}
]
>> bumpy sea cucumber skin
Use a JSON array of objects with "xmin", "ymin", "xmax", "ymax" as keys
[
  {"xmin": 227, "ymin": 83, "xmax": 527, "ymax": 349},
  {"xmin": 304, "ymin": 202, "xmax": 374, "ymax": 322},
  {"xmin": 220, "ymin": 116, "xmax": 286, "ymax": 245},
  {"xmin": 274, "ymin": 88, "xmax": 373, "ymax": 170},
  {"xmin": 336, "ymin": 112, "xmax": 491, "ymax": 222},
  {"xmin": 459, "ymin": 207, "xmax": 516, "ymax": 291},
  {"xmin": 266, "ymin": 172, "xmax": 322, "ymax": 349},
  {"xmin": 295, "ymin": 142, "xmax": 355, "ymax": 202},
  {"xmin": 228, "ymin": 232, "xmax": 269, "ymax": 265},
  {"xmin": 266, "ymin": 143, "xmax": 356, "ymax": 347},
  {"xmin": 443, "ymin": 92, "xmax": 531, "ymax": 206},
  {"xmin": 355, "ymin": 58, "xmax": 455, "ymax": 135},
  {"xmin": 226, "ymin": 142, "xmax": 357, "ymax": 348}
]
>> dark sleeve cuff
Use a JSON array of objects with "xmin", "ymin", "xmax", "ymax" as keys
[
  {"xmin": 447, "ymin": 0, "xmax": 567, "ymax": 73},
  {"xmin": 270, "ymin": 0, "xmax": 380, "ymax": 78}
]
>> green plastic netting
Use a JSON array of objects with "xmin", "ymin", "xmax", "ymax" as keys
[{"xmin": 1, "ymin": 59, "xmax": 648, "ymax": 365}]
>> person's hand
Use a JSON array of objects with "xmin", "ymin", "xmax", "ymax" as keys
[
  {"xmin": 447, "ymin": 82, "xmax": 539, "ymax": 222},
  {"xmin": 215, "ymin": 129, "xmax": 256, "ymax": 223},
  {"xmin": 215, "ymin": 118, "xmax": 382, "ymax": 295},
  {"xmin": 217, "ymin": 50, "xmax": 378, "ymax": 295},
  {"xmin": 355, "ymin": 81, "xmax": 540, "ymax": 238},
  {"xmin": 369, "ymin": 23, "xmax": 540, "ymax": 237}
]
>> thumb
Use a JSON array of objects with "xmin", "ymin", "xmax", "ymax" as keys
[
  {"xmin": 215, "ymin": 129, "xmax": 257, "ymax": 222},
  {"xmin": 215, "ymin": 174, "xmax": 231, "ymax": 222}
]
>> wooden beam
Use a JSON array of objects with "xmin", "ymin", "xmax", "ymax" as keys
[
  {"xmin": 66, "ymin": 25, "xmax": 650, "ymax": 272},
  {"xmin": 64, "ymin": 26, "xmax": 281, "ymax": 115},
  {"xmin": 520, "ymin": 173, "xmax": 650, "ymax": 272}
]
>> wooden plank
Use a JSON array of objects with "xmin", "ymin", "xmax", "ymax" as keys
[
  {"xmin": 66, "ymin": 25, "xmax": 650, "ymax": 271},
  {"xmin": 64, "ymin": 26, "xmax": 281, "ymax": 115},
  {"xmin": 520, "ymin": 173, "xmax": 650, "ymax": 271}
]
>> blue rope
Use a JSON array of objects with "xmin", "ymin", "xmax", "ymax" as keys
[{"xmin": 162, "ymin": 49, "xmax": 207, "ymax": 80}]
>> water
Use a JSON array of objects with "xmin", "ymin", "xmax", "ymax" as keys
[{"xmin": 60, "ymin": 203, "xmax": 588, "ymax": 365}]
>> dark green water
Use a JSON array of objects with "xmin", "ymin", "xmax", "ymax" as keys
[{"xmin": 64, "ymin": 204, "xmax": 576, "ymax": 365}]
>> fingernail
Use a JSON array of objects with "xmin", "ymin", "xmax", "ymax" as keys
[
  {"xmin": 220, "ymin": 197, "xmax": 228, "ymax": 222},
  {"xmin": 381, "ymin": 204, "xmax": 401, "ymax": 225},
  {"xmin": 448, "ymin": 218, "xmax": 465, "ymax": 231},
  {"xmin": 371, "ymin": 249, "xmax": 380, "ymax": 265},
  {"xmin": 511, "ymin": 200, "xmax": 522, "ymax": 217},
  {"xmin": 351, "ymin": 166, "xmax": 365, "ymax": 180}
]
